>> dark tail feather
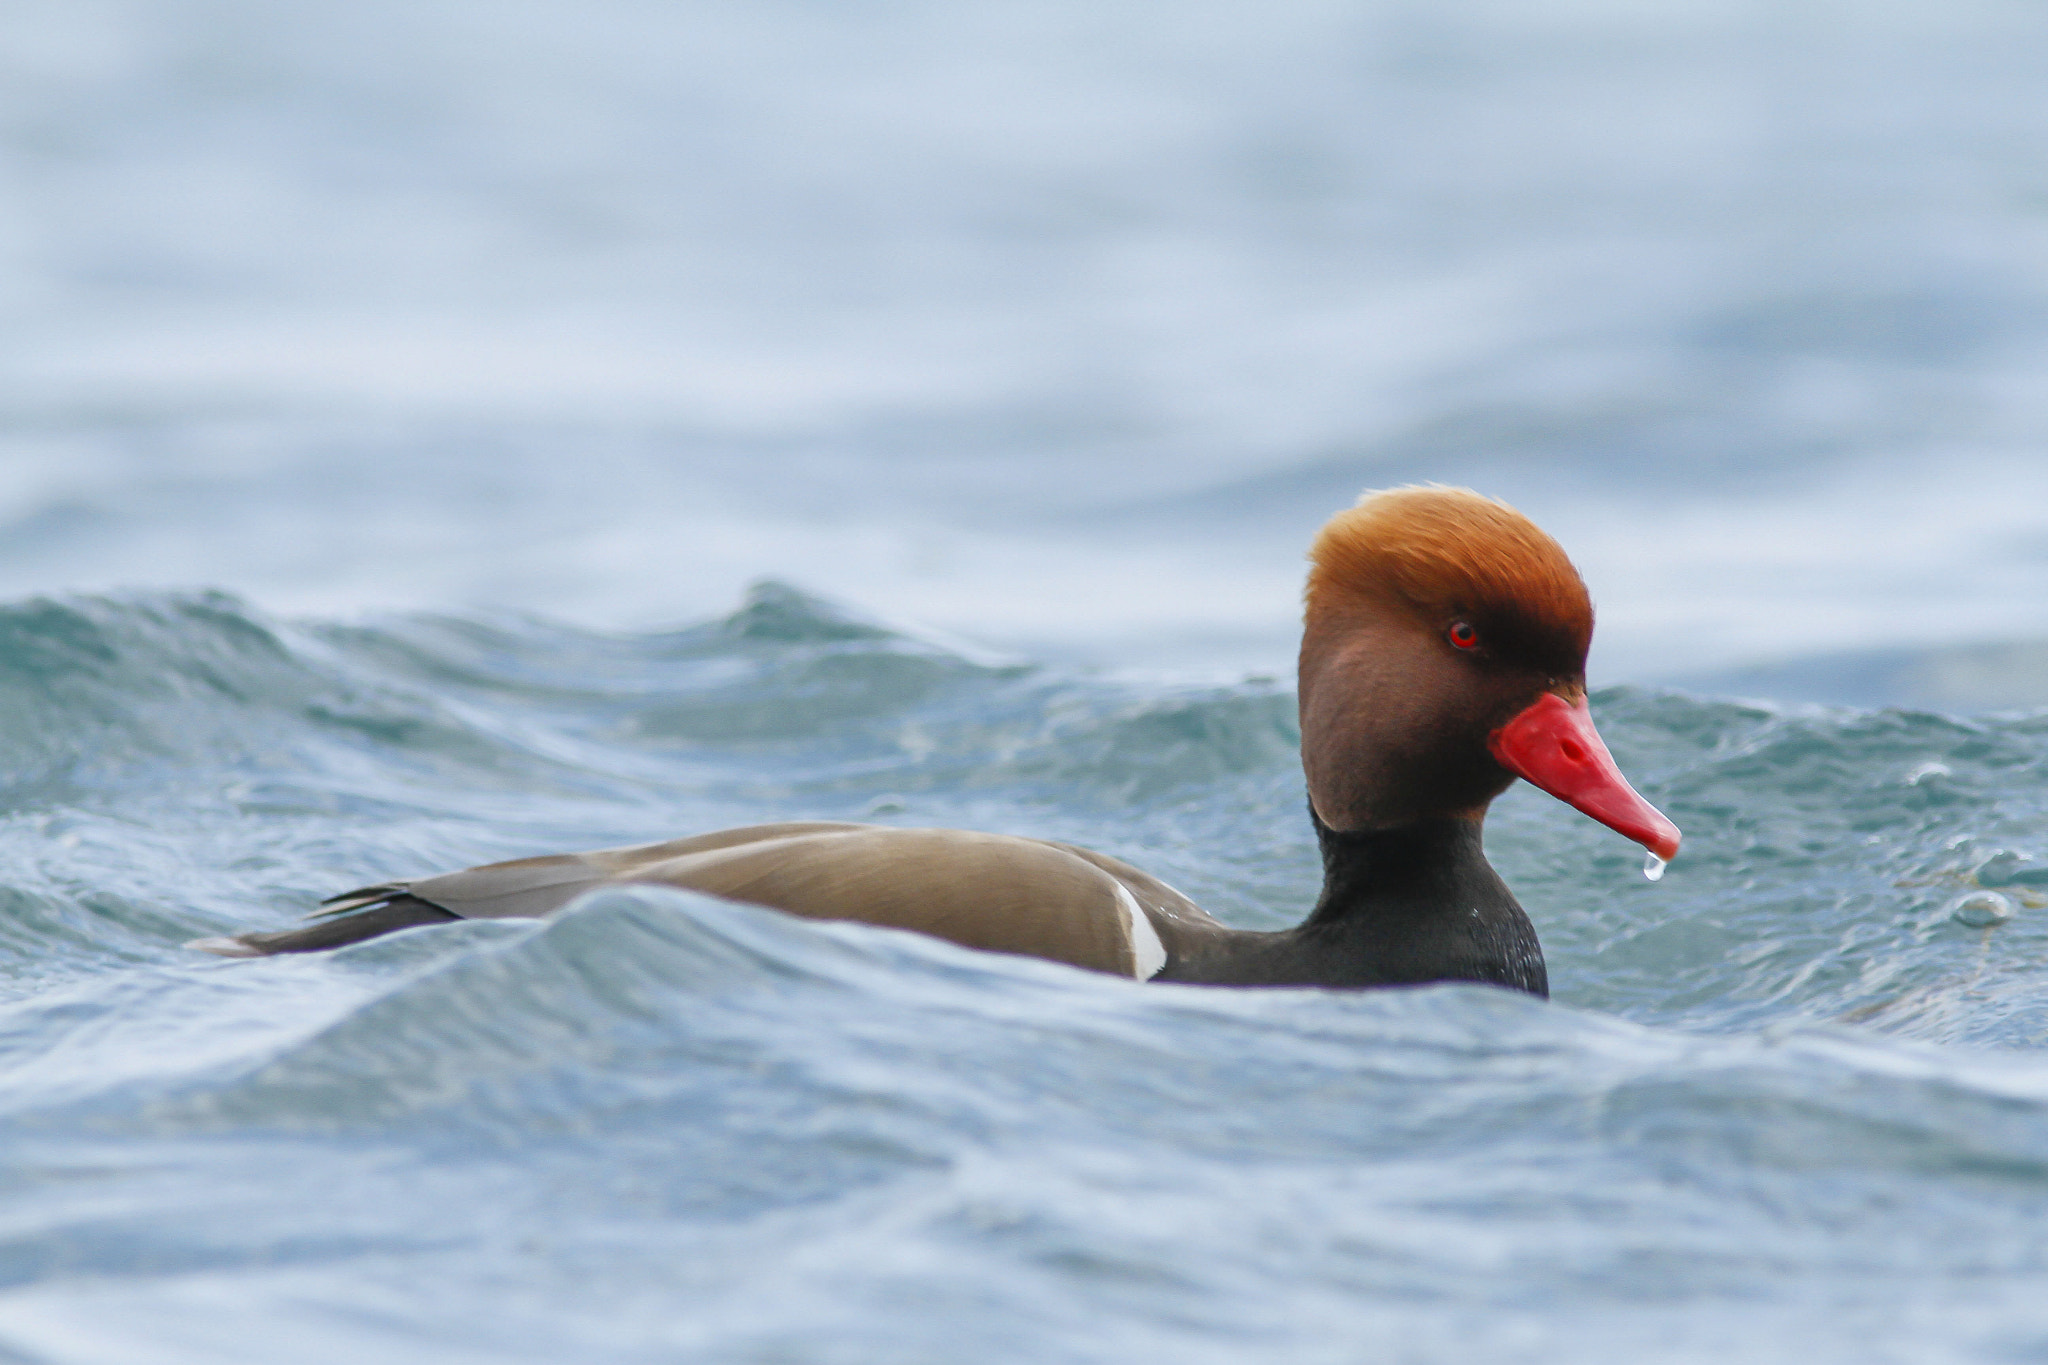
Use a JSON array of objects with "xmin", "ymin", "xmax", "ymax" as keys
[
  {"xmin": 187, "ymin": 894, "xmax": 459, "ymax": 958},
  {"xmin": 310, "ymin": 883, "xmax": 413, "ymax": 918}
]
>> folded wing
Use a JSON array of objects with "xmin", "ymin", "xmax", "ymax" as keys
[{"xmin": 191, "ymin": 822, "xmax": 1199, "ymax": 978}]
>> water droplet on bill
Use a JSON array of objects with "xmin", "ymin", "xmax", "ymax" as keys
[{"xmin": 1643, "ymin": 852, "xmax": 1667, "ymax": 882}]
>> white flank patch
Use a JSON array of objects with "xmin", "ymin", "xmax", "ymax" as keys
[{"xmin": 1115, "ymin": 882, "xmax": 1169, "ymax": 980}]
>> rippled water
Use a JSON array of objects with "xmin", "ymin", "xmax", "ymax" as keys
[
  {"xmin": 7, "ymin": 0, "xmax": 2048, "ymax": 678},
  {"xmin": 0, "ymin": 585, "xmax": 2043, "ymax": 1362},
  {"xmin": 7, "ymin": 0, "xmax": 2048, "ymax": 1357}
]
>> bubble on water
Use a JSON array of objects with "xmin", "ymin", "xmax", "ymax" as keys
[
  {"xmin": 1951, "ymin": 891, "xmax": 2015, "ymax": 928},
  {"xmin": 1975, "ymin": 850, "xmax": 2048, "ymax": 888},
  {"xmin": 1643, "ymin": 852, "xmax": 1667, "ymax": 882}
]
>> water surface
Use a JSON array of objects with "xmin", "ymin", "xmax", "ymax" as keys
[
  {"xmin": 5, "ymin": 1, "xmax": 2048, "ymax": 1359},
  {"xmin": 0, "ymin": 587, "xmax": 2044, "ymax": 1362}
]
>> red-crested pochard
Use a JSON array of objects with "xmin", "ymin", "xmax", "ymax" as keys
[{"xmin": 191, "ymin": 487, "xmax": 1679, "ymax": 996}]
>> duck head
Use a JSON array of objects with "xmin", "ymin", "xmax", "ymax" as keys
[{"xmin": 1299, "ymin": 486, "xmax": 1679, "ymax": 861}]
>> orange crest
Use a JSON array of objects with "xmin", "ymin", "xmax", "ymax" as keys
[{"xmin": 1306, "ymin": 486, "xmax": 1593, "ymax": 674}]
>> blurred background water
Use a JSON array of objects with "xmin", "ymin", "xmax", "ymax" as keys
[
  {"xmin": 5, "ymin": 0, "xmax": 2048, "ymax": 690},
  {"xmin": 2, "ymin": 2, "xmax": 2048, "ymax": 1362}
]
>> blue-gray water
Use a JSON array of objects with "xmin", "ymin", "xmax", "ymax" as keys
[
  {"xmin": 7, "ymin": 0, "xmax": 2048, "ymax": 1360},
  {"xmin": 7, "ymin": 0, "xmax": 2048, "ymax": 679},
  {"xmin": 0, "ymin": 585, "xmax": 2045, "ymax": 1362}
]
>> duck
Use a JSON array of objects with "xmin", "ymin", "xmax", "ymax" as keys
[{"xmin": 189, "ymin": 486, "xmax": 1679, "ymax": 997}]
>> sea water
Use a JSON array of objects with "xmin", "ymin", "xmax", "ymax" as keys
[
  {"xmin": 4, "ymin": 0, "xmax": 2048, "ymax": 681},
  {"xmin": 4, "ymin": 1, "xmax": 2048, "ymax": 1361},
  {"xmin": 0, "ymin": 587, "xmax": 2039, "ymax": 1362}
]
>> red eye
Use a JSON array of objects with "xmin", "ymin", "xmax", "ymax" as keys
[{"xmin": 1447, "ymin": 621, "xmax": 1481, "ymax": 651}]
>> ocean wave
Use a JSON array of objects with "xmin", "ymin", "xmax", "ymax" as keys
[
  {"xmin": 3, "ymin": 585, "xmax": 2046, "ymax": 1054},
  {"xmin": 0, "ymin": 591, "xmax": 565, "ymax": 812},
  {"xmin": 32, "ymin": 882, "xmax": 2048, "ymax": 1177}
]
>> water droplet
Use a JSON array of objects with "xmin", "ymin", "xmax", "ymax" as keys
[
  {"xmin": 1643, "ymin": 852, "xmax": 1666, "ymax": 882},
  {"xmin": 1951, "ymin": 891, "xmax": 2015, "ymax": 928}
]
